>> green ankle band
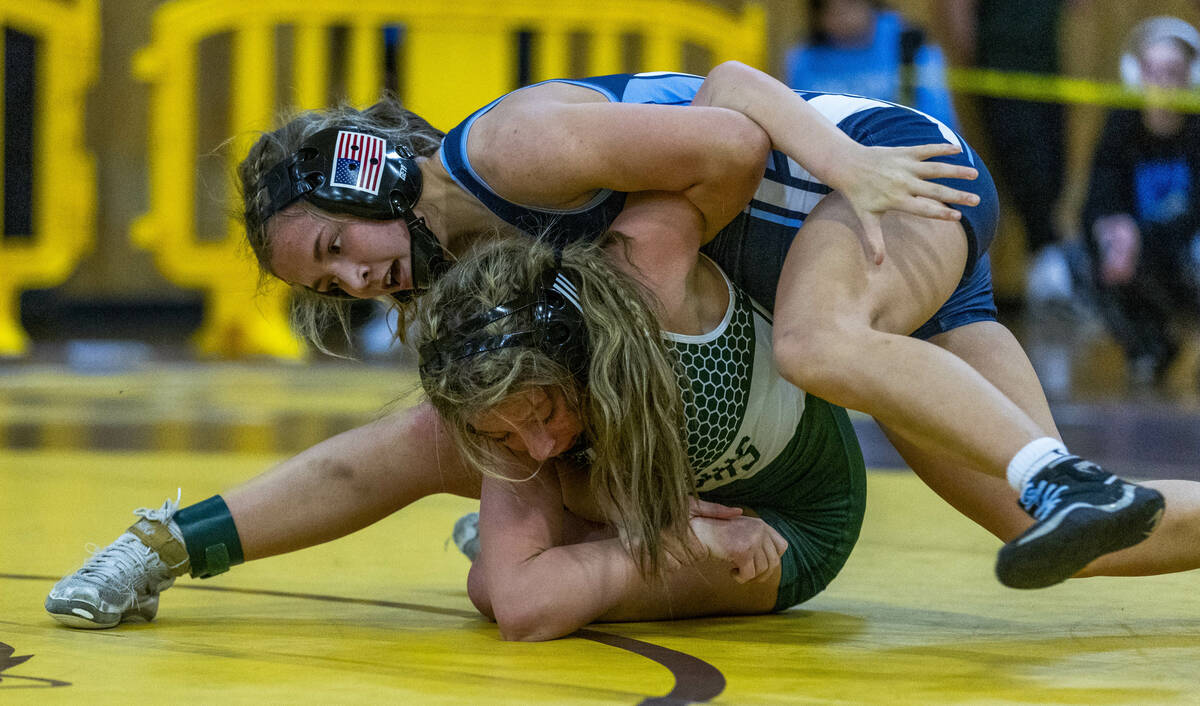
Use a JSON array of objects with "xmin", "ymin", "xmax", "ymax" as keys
[{"xmin": 174, "ymin": 495, "xmax": 245, "ymax": 579}]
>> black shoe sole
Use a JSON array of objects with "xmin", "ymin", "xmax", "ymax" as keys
[{"xmin": 995, "ymin": 485, "xmax": 1165, "ymax": 589}]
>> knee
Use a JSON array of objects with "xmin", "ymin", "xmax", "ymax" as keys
[{"xmin": 773, "ymin": 323, "xmax": 862, "ymax": 396}]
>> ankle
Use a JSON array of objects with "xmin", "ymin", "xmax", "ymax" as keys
[
  {"xmin": 127, "ymin": 518, "xmax": 190, "ymax": 577},
  {"xmin": 1006, "ymin": 437, "xmax": 1069, "ymax": 492},
  {"xmin": 173, "ymin": 495, "xmax": 245, "ymax": 579}
]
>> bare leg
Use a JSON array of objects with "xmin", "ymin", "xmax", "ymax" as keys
[
  {"xmin": 772, "ymin": 192, "xmax": 1044, "ymax": 479},
  {"xmin": 882, "ymin": 321, "xmax": 1200, "ymax": 576},
  {"xmin": 46, "ymin": 401, "xmax": 481, "ymax": 629},
  {"xmin": 879, "ymin": 321, "xmax": 1052, "ymax": 541},
  {"xmin": 772, "ymin": 193, "xmax": 1165, "ymax": 588},
  {"xmin": 1081, "ymin": 480, "xmax": 1200, "ymax": 576},
  {"xmin": 226, "ymin": 402, "xmax": 480, "ymax": 560}
]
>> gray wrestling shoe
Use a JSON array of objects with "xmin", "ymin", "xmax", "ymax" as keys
[
  {"xmin": 453, "ymin": 512, "xmax": 480, "ymax": 562},
  {"xmin": 46, "ymin": 496, "xmax": 190, "ymax": 629}
]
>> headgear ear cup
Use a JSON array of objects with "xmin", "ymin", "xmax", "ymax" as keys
[{"xmin": 250, "ymin": 126, "xmax": 453, "ymax": 297}]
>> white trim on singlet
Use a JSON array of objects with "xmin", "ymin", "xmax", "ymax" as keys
[{"xmin": 661, "ymin": 256, "xmax": 735, "ymax": 345}]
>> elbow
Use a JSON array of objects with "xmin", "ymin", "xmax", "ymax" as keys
[
  {"xmin": 704, "ymin": 60, "xmax": 771, "ymax": 109},
  {"xmin": 742, "ymin": 126, "xmax": 772, "ymax": 179},
  {"xmin": 472, "ymin": 560, "xmax": 576, "ymax": 641},
  {"xmin": 466, "ymin": 562, "xmax": 495, "ymax": 621},
  {"xmin": 728, "ymin": 115, "xmax": 771, "ymax": 169},
  {"xmin": 708, "ymin": 60, "xmax": 756, "ymax": 88},
  {"xmin": 491, "ymin": 590, "xmax": 573, "ymax": 642}
]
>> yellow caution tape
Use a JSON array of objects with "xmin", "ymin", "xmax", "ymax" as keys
[{"xmin": 947, "ymin": 67, "xmax": 1200, "ymax": 113}]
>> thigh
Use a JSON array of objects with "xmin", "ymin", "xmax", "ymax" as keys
[{"xmin": 773, "ymin": 191, "xmax": 969, "ymax": 338}]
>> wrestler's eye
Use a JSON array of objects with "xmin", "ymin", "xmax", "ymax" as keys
[{"xmin": 329, "ymin": 234, "xmax": 341, "ymax": 255}]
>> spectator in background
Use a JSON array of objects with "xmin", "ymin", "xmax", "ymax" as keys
[
  {"xmin": 941, "ymin": 0, "xmax": 1078, "ymax": 306},
  {"xmin": 1082, "ymin": 16, "xmax": 1200, "ymax": 388},
  {"xmin": 784, "ymin": 0, "xmax": 958, "ymax": 128}
]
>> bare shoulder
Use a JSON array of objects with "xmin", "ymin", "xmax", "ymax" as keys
[
  {"xmin": 470, "ymin": 81, "xmax": 609, "ymax": 157},
  {"xmin": 465, "ymin": 82, "xmax": 614, "ymax": 207}
]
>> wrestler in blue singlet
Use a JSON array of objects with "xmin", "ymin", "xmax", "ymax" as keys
[{"xmin": 440, "ymin": 72, "xmax": 1000, "ymax": 339}]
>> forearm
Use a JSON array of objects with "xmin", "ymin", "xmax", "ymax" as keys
[
  {"xmin": 693, "ymin": 61, "xmax": 868, "ymax": 194},
  {"xmin": 484, "ymin": 537, "xmax": 644, "ymax": 641},
  {"xmin": 480, "ymin": 522, "xmax": 782, "ymax": 641}
]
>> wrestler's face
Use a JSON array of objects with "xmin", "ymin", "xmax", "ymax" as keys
[
  {"xmin": 267, "ymin": 204, "xmax": 414, "ymax": 298},
  {"xmin": 467, "ymin": 387, "xmax": 584, "ymax": 463}
]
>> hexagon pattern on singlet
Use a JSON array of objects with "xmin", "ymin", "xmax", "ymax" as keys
[{"xmin": 665, "ymin": 287, "xmax": 756, "ymax": 472}]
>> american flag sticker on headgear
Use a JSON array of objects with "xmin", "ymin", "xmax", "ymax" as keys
[{"xmin": 330, "ymin": 130, "xmax": 386, "ymax": 195}]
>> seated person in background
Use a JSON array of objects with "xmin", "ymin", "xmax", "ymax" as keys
[
  {"xmin": 783, "ymin": 0, "xmax": 958, "ymax": 127},
  {"xmin": 1082, "ymin": 16, "xmax": 1200, "ymax": 388}
]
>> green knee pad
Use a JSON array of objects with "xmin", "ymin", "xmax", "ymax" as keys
[{"xmin": 174, "ymin": 495, "xmax": 245, "ymax": 579}]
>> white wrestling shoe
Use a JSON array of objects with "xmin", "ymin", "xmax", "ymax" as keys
[
  {"xmin": 45, "ymin": 496, "xmax": 190, "ymax": 629},
  {"xmin": 452, "ymin": 512, "xmax": 480, "ymax": 562}
]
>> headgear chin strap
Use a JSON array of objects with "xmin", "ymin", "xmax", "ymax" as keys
[
  {"xmin": 250, "ymin": 126, "xmax": 452, "ymax": 297},
  {"xmin": 418, "ymin": 267, "xmax": 590, "ymax": 384}
]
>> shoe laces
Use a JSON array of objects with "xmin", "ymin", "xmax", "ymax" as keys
[
  {"xmin": 78, "ymin": 535, "xmax": 165, "ymax": 596},
  {"xmin": 1020, "ymin": 480, "xmax": 1068, "ymax": 521},
  {"xmin": 76, "ymin": 491, "xmax": 181, "ymax": 594},
  {"xmin": 132, "ymin": 489, "xmax": 182, "ymax": 525}
]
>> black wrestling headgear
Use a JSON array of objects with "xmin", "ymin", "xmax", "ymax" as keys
[
  {"xmin": 418, "ymin": 266, "xmax": 591, "ymax": 384},
  {"xmin": 249, "ymin": 127, "xmax": 451, "ymax": 299}
]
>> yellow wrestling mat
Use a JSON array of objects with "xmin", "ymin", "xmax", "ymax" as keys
[{"xmin": 1, "ymin": 364, "xmax": 1198, "ymax": 704}]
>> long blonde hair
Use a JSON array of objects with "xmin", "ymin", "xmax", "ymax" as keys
[
  {"xmin": 416, "ymin": 235, "xmax": 696, "ymax": 575},
  {"xmin": 237, "ymin": 93, "xmax": 444, "ymax": 352}
]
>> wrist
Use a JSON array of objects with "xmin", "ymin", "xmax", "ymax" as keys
[
  {"xmin": 817, "ymin": 141, "xmax": 868, "ymax": 193},
  {"xmin": 686, "ymin": 516, "xmax": 714, "ymax": 560}
]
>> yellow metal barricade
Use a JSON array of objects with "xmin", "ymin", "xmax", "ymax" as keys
[
  {"xmin": 0, "ymin": 0, "xmax": 97, "ymax": 356},
  {"xmin": 132, "ymin": 0, "xmax": 765, "ymax": 358}
]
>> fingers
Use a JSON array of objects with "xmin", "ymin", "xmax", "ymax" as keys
[
  {"xmin": 920, "ymin": 185, "xmax": 978, "ymax": 209},
  {"xmin": 901, "ymin": 195, "xmax": 968, "ymax": 221},
  {"xmin": 768, "ymin": 525, "xmax": 788, "ymax": 558},
  {"xmin": 746, "ymin": 528, "xmax": 788, "ymax": 585},
  {"xmin": 906, "ymin": 141, "xmax": 966, "ymax": 161},
  {"xmin": 906, "ymin": 172, "xmax": 979, "ymax": 208},
  {"xmin": 689, "ymin": 497, "xmax": 743, "ymax": 519},
  {"xmin": 913, "ymin": 159, "xmax": 978, "ymax": 183},
  {"xmin": 733, "ymin": 529, "xmax": 788, "ymax": 584},
  {"xmin": 732, "ymin": 547, "xmax": 770, "ymax": 584},
  {"xmin": 856, "ymin": 212, "xmax": 886, "ymax": 265}
]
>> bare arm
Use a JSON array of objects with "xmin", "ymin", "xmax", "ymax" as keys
[
  {"xmin": 693, "ymin": 60, "xmax": 981, "ymax": 264},
  {"xmin": 469, "ymin": 464, "xmax": 641, "ymax": 641},
  {"xmin": 470, "ymin": 464, "xmax": 781, "ymax": 641},
  {"xmin": 469, "ymin": 93, "xmax": 769, "ymax": 241}
]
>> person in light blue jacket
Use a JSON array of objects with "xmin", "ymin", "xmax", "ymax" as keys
[{"xmin": 784, "ymin": 0, "xmax": 958, "ymax": 128}]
